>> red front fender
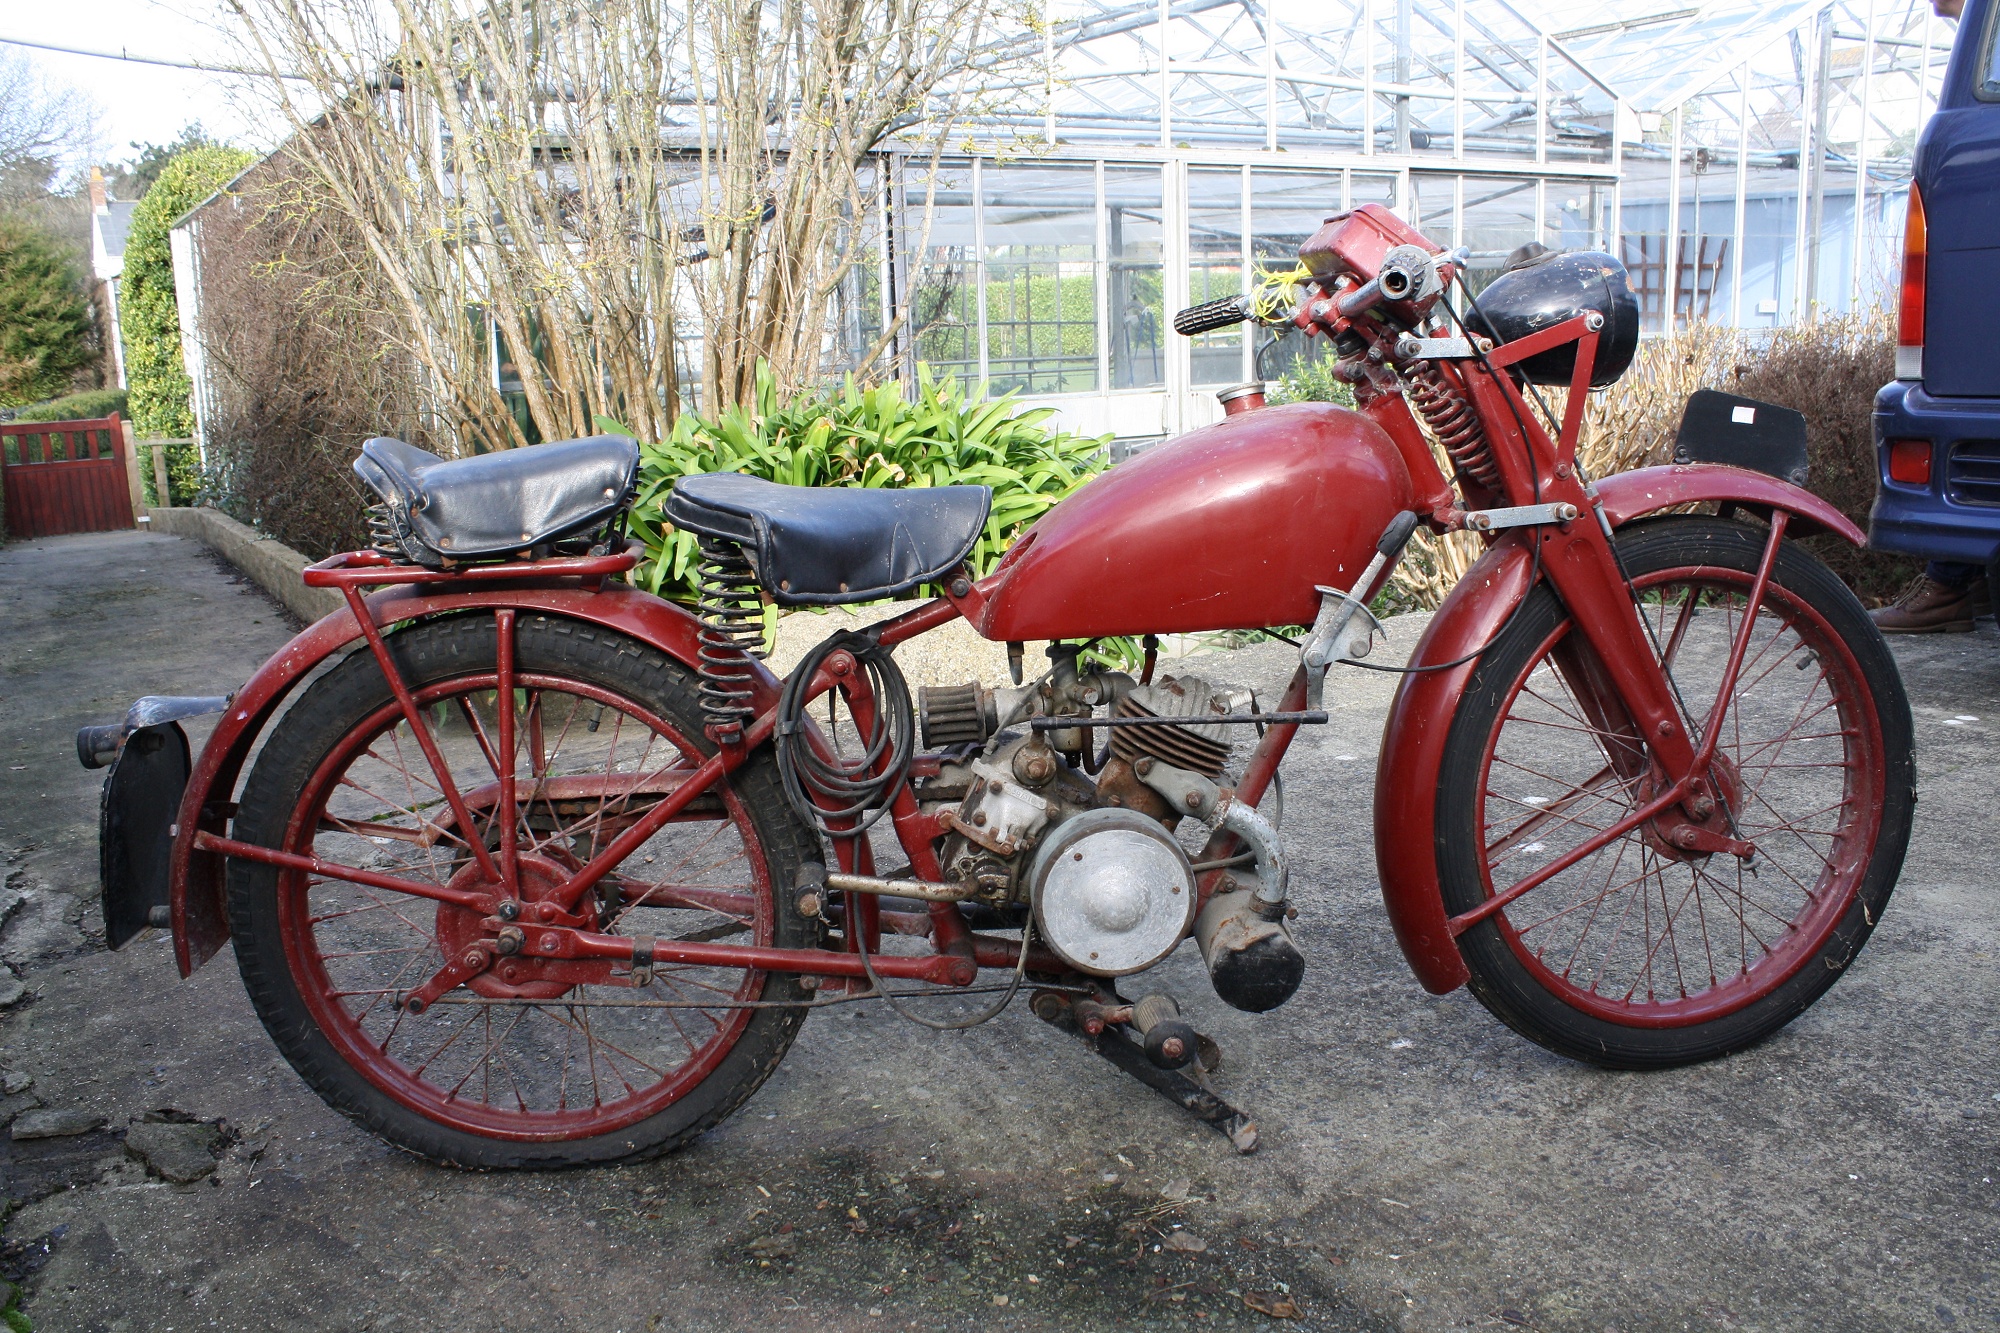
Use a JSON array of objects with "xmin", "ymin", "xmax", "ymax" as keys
[
  {"xmin": 1373, "ymin": 536, "xmax": 1535, "ymax": 994},
  {"xmin": 1372, "ymin": 462, "xmax": 1861, "ymax": 996},
  {"xmin": 1593, "ymin": 463, "xmax": 1865, "ymax": 545},
  {"xmin": 169, "ymin": 584, "xmax": 746, "ymax": 977}
]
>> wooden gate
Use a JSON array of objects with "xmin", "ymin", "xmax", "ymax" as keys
[{"xmin": 1, "ymin": 413, "xmax": 136, "ymax": 539}]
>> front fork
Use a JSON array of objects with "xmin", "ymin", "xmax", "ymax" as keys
[{"xmin": 1448, "ymin": 503, "xmax": 1783, "ymax": 934}]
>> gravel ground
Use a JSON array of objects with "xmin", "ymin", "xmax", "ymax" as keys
[{"xmin": 0, "ymin": 528, "xmax": 1994, "ymax": 1333}]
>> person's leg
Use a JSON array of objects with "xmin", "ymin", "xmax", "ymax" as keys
[{"xmin": 1928, "ymin": 561, "xmax": 1979, "ymax": 587}]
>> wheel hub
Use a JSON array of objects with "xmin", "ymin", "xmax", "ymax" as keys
[
  {"xmin": 1639, "ymin": 754, "xmax": 1747, "ymax": 864},
  {"xmin": 436, "ymin": 854, "xmax": 580, "ymax": 999}
]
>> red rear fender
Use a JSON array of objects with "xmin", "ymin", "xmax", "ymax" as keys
[{"xmin": 170, "ymin": 585, "xmax": 730, "ymax": 976}]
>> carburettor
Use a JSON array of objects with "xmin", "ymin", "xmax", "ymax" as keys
[
  {"xmin": 929, "ymin": 735, "xmax": 1097, "ymax": 901},
  {"xmin": 915, "ymin": 643, "xmax": 1137, "ymax": 902}
]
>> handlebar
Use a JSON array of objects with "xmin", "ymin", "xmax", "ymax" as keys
[{"xmin": 1172, "ymin": 294, "xmax": 1254, "ymax": 336}]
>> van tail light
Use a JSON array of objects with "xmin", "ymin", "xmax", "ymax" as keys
[
  {"xmin": 1887, "ymin": 438, "xmax": 1932, "ymax": 486},
  {"xmin": 1896, "ymin": 183, "xmax": 1926, "ymax": 380}
]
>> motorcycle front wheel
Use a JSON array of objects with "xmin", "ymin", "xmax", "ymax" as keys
[
  {"xmin": 1436, "ymin": 517, "xmax": 1914, "ymax": 1069},
  {"xmin": 226, "ymin": 612, "xmax": 821, "ymax": 1167}
]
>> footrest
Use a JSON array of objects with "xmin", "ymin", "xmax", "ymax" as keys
[{"xmin": 1032, "ymin": 991, "xmax": 1258, "ymax": 1153}]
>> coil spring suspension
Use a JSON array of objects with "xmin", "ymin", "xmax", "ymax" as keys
[
  {"xmin": 695, "ymin": 536, "xmax": 766, "ymax": 742},
  {"xmin": 1403, "ymin": 358, "xmax": 1500, "ymax": 491},
  {"xmin": 364, "ymin": 501, "xmax": 405, "ymax": 560}
]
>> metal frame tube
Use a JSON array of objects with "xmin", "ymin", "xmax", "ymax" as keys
[{"xmin": 1730, "ymin": 61, "xmax": 1750, "ymax": 327}]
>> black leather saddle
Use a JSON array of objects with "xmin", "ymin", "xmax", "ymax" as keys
[
  {"xmin": 664, "ymin": 472, "xmax": 991, "ymax": 606},
  {"xmin": 354, "ymin": 434, "xmax": 639, "ymax": 567}
]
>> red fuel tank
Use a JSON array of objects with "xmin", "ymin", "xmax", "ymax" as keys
[{"xmin": 975, "ymin": 402, "xmax": 1416, "ymax": 641}]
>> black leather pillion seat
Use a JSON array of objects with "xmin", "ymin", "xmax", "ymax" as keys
[
  {"xmin": 664, "ymin": 472, "xmax": 991, "ymax": 606},
  {"xmin": 354, "ymin": 434, "xmax": 640, "ymax": 567}
]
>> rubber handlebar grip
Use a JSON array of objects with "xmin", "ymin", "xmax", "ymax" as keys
[{"xmin": 1173, "ymin": 295, "xmax": 1252, "ymax": 336}]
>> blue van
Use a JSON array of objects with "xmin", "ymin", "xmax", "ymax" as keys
[{"xmin": 1868, "ymin": 0, "xmax": 2000, "ymax": 626}]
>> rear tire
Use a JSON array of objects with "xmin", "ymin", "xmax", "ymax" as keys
[
  {"xmin": 227, "ymin": 613, "xmax": 820, "ymax": 1167},
  {"xmin": 1436, "ymin": 518, "xmax": 1914, "ymax": 1069}
]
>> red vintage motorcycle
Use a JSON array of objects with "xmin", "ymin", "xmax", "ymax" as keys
[{"xmin": 80, "ymin": 205, "xmax": 1913, "ymax": 1167}]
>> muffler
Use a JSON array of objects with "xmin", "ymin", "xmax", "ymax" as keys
[
  {"xmin": 1193, "ymin": 890, "xmax": 1305, "ymax": 1013},
  {"xmin": 1135, "ymin": 757, "xmax": 1305, "ymax": 1013}
]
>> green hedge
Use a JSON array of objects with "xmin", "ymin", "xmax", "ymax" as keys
[
  {"xmin": 120, "ymin": 145, "xmax": 255, "ymax": 442},
  {"xmin": 10, "ymin": 388, "xmax": 128, "ymax": 422}
]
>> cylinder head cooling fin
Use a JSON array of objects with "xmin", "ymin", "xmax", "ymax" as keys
[{"xmin": 1108, "ymin": 676, "xmax": 1233, "ymax": 780}]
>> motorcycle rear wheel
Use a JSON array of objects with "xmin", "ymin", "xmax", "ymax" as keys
[
  {"xmin": 226, "ymin": 613, "xmax": 820, "ymax": 1167},
  {"xmin": 1436, "ymin": 518, "xmax": 1914, "ymax": 1069}
]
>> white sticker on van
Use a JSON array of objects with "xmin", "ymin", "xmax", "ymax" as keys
[{"xmin": 1731, "ymin": 405, "xmax": 1757, "ymax": 424}]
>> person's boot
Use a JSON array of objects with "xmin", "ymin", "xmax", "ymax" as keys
[{"xmin": 1872, "ymin": 574, "xmax": 1976, "ymax": 633}]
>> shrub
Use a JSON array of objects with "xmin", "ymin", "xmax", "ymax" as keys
[
  {"xmin": 1571, "ymin": 313, "xmax": 1908, "ymax": 602},
  {"xmin": 120, "ymin": 144, "xmax": 255, "ymax": 442},
  {"xmin": 1382, "ymin": 314, "xmax": 1909, "ymax": 611},
  {"xmin": 1266, "ymin": 354, "xmax": 1355, "ymax": 407},
  {"xmin": 192, "ymin": 151, "xmax": 424, "ymax": 557},
  {"xmin": 621, "ymin": 363, "xmax": 1110, "ymax": 613},
  {"xmin": 1732, "ymin": 316, "xmax": 1909, "ymax": 602},
  {"xmin": 0, "ymin": 215, "xmax": 94, "ymax": 407},
  {"xmin": 9, "ymin": 387, "xmax": 127, "ymax": 421}
]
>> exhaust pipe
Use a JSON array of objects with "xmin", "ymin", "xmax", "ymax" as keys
[{"xmin": 1136, "ymin": 758, "xmax": 1306, "ymax": 1013}]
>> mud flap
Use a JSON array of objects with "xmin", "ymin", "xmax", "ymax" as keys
[
  {"xmin": 79, "ymin": 695, "xmax": 229, "ymax": 952},
  {"xmin": 97, "ymin": 722, "xmax": 194, "ymax": 950}
]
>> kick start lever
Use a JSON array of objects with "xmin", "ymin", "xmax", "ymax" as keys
[{"xmin": 1302, "ymin": 511, "xmax": 1420, "ymax": 707}]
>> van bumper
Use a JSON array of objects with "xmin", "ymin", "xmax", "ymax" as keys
[{"xmin": 1868, "ymin": 379, "xmax": 2000, "ymax": 566}]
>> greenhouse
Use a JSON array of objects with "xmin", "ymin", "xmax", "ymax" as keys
[{"xmin": 847, "ymin": 0, "xmax": 1957, "ymax": 441}]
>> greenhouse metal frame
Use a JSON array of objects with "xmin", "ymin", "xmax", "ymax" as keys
[{"xmin": 840, "ymin": 0, "xmax": 1958, "ymax": 440}]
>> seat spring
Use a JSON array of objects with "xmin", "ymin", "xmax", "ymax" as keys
[
  {"xmin": 364, "ymin": 501, "xmax": 404, "ymax": 559},
  {"xmin": 695, "ymin": 536, "xmax": 765, "ymax": 739},
  {"xmin": 1403, "ymin": 358, "xmax": 1501, "ymax": 491}
]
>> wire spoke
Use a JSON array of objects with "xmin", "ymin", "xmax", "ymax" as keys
[
  {"xmin": 279, "ymin": 672, "xmax": 779, "ymax": 1132},
  {"xmin": 1479, "ymin": 562, "xmax": 1876, "ymax": 1017}
]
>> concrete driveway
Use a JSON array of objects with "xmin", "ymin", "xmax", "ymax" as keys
[{"xmin": 0, "ymin": 528, "xmax": 1994, "ymax": 1333}]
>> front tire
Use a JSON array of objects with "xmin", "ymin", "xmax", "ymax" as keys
[
  {"xmin": 227, "ymin": 613, "xmax": 820, "ymax": 1167},
  {"xmin": 1436, "ymin": 518, "xmax": 1914, "ymax": 1069}
]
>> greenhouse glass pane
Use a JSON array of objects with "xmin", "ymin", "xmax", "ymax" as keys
[
  {"xmin": 1675, "ymin": 88, "xmax": 1742, "ymax": 325},
  {"xmin": 832, "ymin": 165, "xmax": 884, "ymax": 372},
  {"xmin": 1249, "ymin": 169, "xmax": 1342, "ymax": 385},
  {"xmin": 1188, "ymin": 166, "xmax": 1246, "ymax": 387},
  {"xmin": 905, "ymin": 162, "xmax": 978, "ymax": 383},
  {"xmin": 1370, "ymin": 0, "xmax": 1459, "ymax": 156},
  {"xmin": 1352, "ymin": 173, "xmax": 1399, "ymax": 213},
  {"xmin": 1249, "ymin": 170, "xmax": 1342, "ymax": 267},
  {"xmin": 1616, "ymin": 152, "xmax": 1674, "ymax": 331},
  {"xmin": 982, "ymin": 163, "xmax": 1099, "ymax": 395},
  {"xmin": 1412, "ymin": 174, "xmax": 1458, "ymax": 248},
  {"xmin": 1454, "ymin": 3, "xmax": 1544, "ymax": 161},
  {"xmin": 1548, "ymin": 181, "xmax": 1608, "ymax": 252},
  {"xmin": 1737, "ymin": 163, "xmax": 1802, "ymax": 326},
  {"xmin": 1105, "ymin": 166, "xmax": 1165, "ymax": 390},
  {"xmin": 1545, "ymin": 45, "xmax": 1613, "ymax": 167},
  {"xmin": 1460, "ymin": 174, "xmax": 1539, "ymax": 291}
]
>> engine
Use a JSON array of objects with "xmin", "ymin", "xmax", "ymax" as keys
[{"xmin": 914, "ymin": 649, "xmax": 1305, "ymax": 1011}]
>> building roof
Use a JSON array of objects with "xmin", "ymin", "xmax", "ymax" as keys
[{"xmin": 92, "ymin": 200, "xmax": 139, "ymax": 281}]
